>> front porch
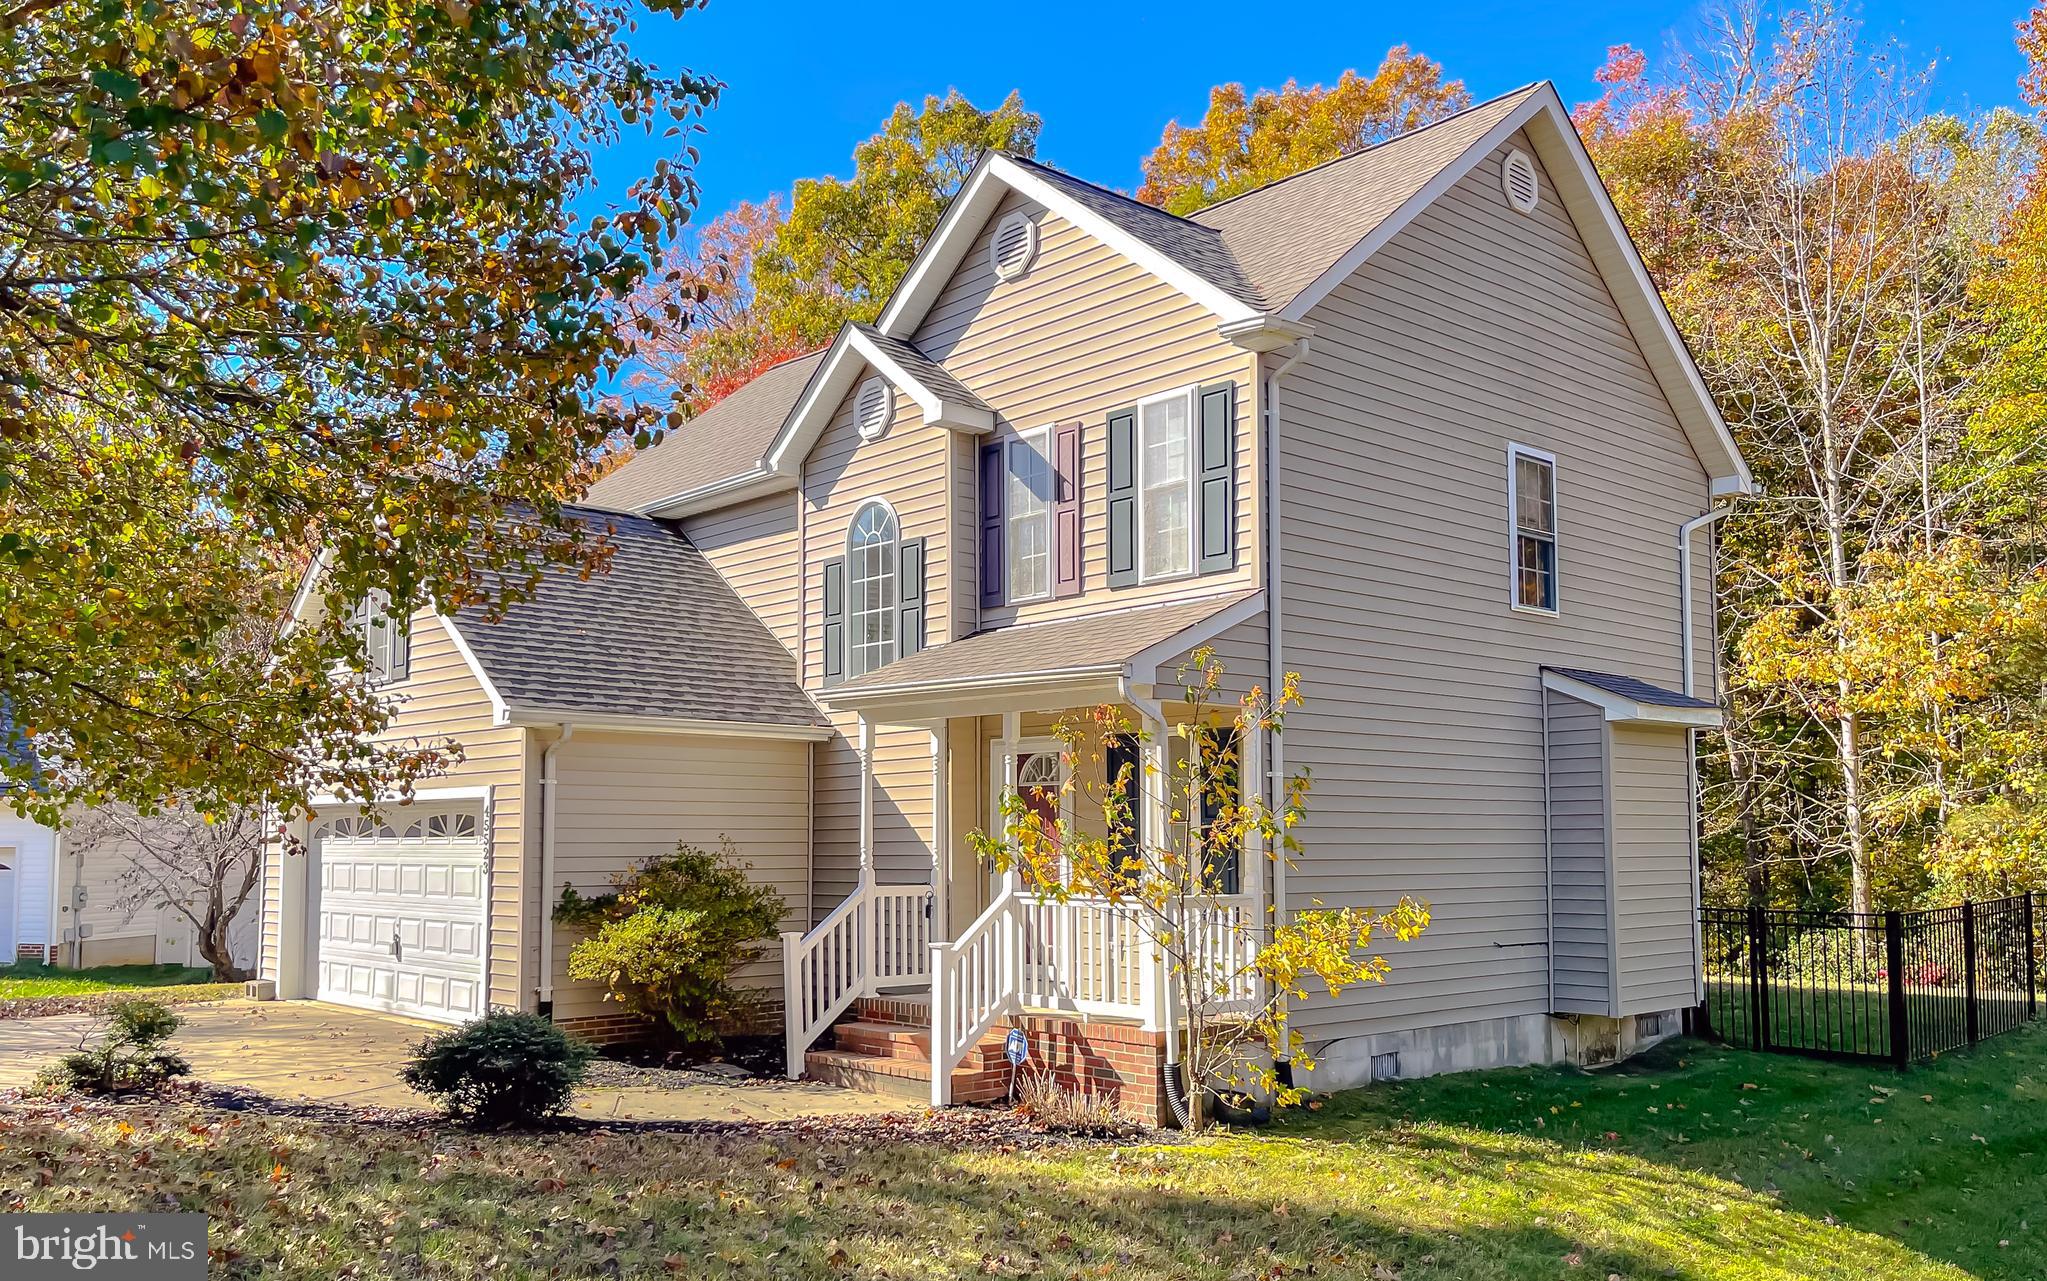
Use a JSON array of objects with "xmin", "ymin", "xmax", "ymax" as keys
[{"xmin": 779, "ymin": 595, "xmax": 1271, "ymax": 1117}]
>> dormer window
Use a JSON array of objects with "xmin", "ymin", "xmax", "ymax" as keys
[{"xmin": 353, "ymin": 589, "xmax": 410, "ymax": 685}]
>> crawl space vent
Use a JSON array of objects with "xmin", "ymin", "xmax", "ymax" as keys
[
  {"xmin": 990, "ymin": 210, "xmax": 1038, "ymax": 281},
  {"xmin": 854, "ymin": 377, "xmax": 894, "ymax": 441},
  {"xmin": 1501, "ymin": 148, "xmax": 1540, "ymax": 214}
]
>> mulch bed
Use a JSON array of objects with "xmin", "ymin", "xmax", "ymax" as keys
[
  {"xmin": 0, "ymin": 983, "xmax": 243, "ymax": 1021},
  {"xmin": 0, "ymin": 1082, "xmax": 1142, "ymax": 1148}
]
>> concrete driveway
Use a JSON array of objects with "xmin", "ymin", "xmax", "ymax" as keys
[{"xmin": 0, "ymin": 999, "xmax": 911, "ymax": 1123}]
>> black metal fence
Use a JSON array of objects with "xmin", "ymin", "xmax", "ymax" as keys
[{"xmin": 1697, "ymin": 894, "xmax": 2043, "ymax": 1066}]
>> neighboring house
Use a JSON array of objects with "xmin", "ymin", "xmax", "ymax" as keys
[
  {"xmin": 0, "ymin": 711, "xmax": 256, "ymax": 970},
  {"xmin": 261, "ymin": 83, "xmax": 1751, "ymax": 1122}
]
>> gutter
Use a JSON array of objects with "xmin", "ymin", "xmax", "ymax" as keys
[
  {"xmin": 1262, "ymin": 337, "xmax": 1311, "ymax": 975},
  {"xmin": 537, "ymin": 723, "xmax": 575, "ymax": 1012}
]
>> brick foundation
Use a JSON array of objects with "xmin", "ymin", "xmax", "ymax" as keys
[
  {"xmin": 554, "ymin": 999, "xmax": 785, "ymax": 1048},
  {"xmin": 15, "ymin": 943, "xmax": 53, "ymax": 964}
]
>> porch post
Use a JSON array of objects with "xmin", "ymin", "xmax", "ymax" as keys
[
  {"xmin": 929, "ymin": 722, "xmax": 949, "ymax": 941},
  {"xmin": 999, "ymin": 711, "xmax": 1021, "ymax": 895},
  {"xmin": 1139, "ymin": 708, "xmax": 1171, "ymax": 1032},
  {"xmin": 857, "ymin": 714, "xmax": 877, "ymax": 996},
  {"xmin": 1242, "ymin": 724, "xmax": 1267, "ymax": 1006}
]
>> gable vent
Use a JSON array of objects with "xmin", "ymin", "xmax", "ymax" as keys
[
  {"xmin": 990, "ymin": 210, "xmax": 1038, "ymax": 281},
  {"xmin": 1502, "ymin": 148, "xmax": 1540, "ymax": 214},
  {"xmin": 855, "ymin": 376, "xmax": 894, "ymax": 441}
]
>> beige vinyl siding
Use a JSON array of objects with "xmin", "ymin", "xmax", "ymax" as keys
[
  {"xmin": 1690, "ymin": 524, "xmax": 1719, "ymax": 700},
  {"xmin": 802, "ymin": 369, "xmax": 952, "ymax": 909},
  {"xmin": 1276, "ymin": 132, "xmax": 1712, "ymax": 1045},
  {"xmin": 682, "ymin": 493, "xmax": 802, "ymax": 659},
  {"xmin": 259, "ymin": 610, "xmax": 530, "ymax": 1010},
  {"xmin": 545, "ymin": 730, "xmax": 813, "ymax": 1023},
  {"xmin": 1611, "ymin": 724, "xmax": 1697, "ymax": 1013},
  {"xmin": 1545, "ymin": 690, "xmax": 1611, "ymax": 1014},
  {"xmin": 913, "ymin": 191, "xmax": 1259, "ymax": 625}
]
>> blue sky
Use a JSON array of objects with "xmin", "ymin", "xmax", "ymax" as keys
[{"xmin": 593, "ymin": 0, "xmax": 2032, "ymax": 228}]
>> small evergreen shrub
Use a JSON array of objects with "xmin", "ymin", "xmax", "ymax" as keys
[
  {"xmin": 555, "ymin": 840, "xmax": 786, "ymax": 1045},
  {"xmin": 35, "ymin": 997, "xmax": 191, "ymax": 1095},
  {"xmin": 400, "ymin": 1010, "xmax": 594, "ymax": 1126}
]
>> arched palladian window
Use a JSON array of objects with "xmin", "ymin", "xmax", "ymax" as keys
[{"xmin": 845, "ymin": 501, "xmax": 899, "ymax": 678}]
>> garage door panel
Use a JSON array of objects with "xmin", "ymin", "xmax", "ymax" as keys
[{"xmin": 312, "ymin": 806, "xmax": 486, "ymax": 1024}]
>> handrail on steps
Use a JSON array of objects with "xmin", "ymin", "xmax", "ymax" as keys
[{"xmin": 780, "ymin": 879, "xmax": 933, "ymax": 1080}]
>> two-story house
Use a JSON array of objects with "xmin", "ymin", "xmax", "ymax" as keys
[{"xmin": 260, "ymin": 82, "xmax": 1751, "ymax": 1122}]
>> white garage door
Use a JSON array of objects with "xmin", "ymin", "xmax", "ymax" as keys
[{"xmin": 313, "ymin": 808, "xmax": 487, "ymax": 1023}]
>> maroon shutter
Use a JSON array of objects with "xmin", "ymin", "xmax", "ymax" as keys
[
  {"xmin": 1052, "ymin": 422, "xmax": 1082, "ymax": 598},
  {"xmin": 979, "ymin": 442, "xmax": 1005, "ymax": 608}
]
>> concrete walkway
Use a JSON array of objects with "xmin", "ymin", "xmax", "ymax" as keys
[{"xmin": 0, "ymin": 1000, "xmax": 912, "ymax": 1122}]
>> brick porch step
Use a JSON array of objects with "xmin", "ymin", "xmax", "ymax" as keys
[
  {"xmin": 804, "ymin": 1048, "xmax": 937, "ymax": 1101},
  {"xmin": 832, "ymin": 1020, "xmax": 931, "ymax": 1061}
]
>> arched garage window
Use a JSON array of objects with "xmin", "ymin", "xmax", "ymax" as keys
[{"xmin": 845, "ymin": 500, "xmax": 899, "ymax": 678}]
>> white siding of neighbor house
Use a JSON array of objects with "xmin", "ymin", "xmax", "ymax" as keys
[
  {"xmin": 545, "ymin": 730, "xmax": 813, "ymax": 1024},
  {"xmin": 259, "ymin": 610, "xmax": 532, "ymax": 1011},
  {"xmin": 1611, "ymin": 723, "xmax": 1699, "ymax": 1013},
  {"xmin": 801, "ymin": 369, "xmax": 952, "ymax": 912},
  {"xmin": 0, "ymin": 811, "xmax": 56, "ymax": 955},
  {"xmin": 682, "ymin": 493, "xmax": 802, "ymax": 660},
  {"xmin": 1274, "ymin": 131, "xmax": 1712, "ymax": 1046},
  {"xmin": 54, "ymin": 815, "xmax": 261, "ymax": 970},
  {"xmin": 912, "ymin": 190, "xmax": 1261, "ymax": 629},
  {"xmin": 1546, "ymin": 690, "xmax": 1611, "ymax": 1014}
]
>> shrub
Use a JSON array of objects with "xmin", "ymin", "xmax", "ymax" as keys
[
  {"xmin": 555, "ymin": 840, "xmax": 785, "ymax": 1045},
  {"xmin": 399, "ymin": 1010, "xmax": 594, "ymax": 1127},
  {"xmin": 36, "ymin": 997, "xmax": 191, "ymax": 1095},
  {"xmin": 1016, "ymin": 1070, "xmax": 1127, "ymax": 1135}
]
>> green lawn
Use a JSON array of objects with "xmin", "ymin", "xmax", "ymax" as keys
[
  {"xmin": 3, "ymin": 1028, "xmax": 2042, "ymax": 1279},
  {"xmin": 0, "ymin": 962, "xmax": 214, "ymax": 999}
]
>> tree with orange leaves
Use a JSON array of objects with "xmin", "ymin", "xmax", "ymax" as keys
[{"xmin": 1136, "ymin": 49, "xmax": 1468, "ymax": 214}]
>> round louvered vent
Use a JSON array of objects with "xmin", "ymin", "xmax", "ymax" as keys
[
  {"xmin": 990, "ymin": 210, "xmax": 1038, "ymax": 281},
  {"xmin": 855, "ymin": 376, "xmax": 894, "ymax": 441},
  {"xmin": 1501, "ymin": 148, "xmax": 1540, "ymax": 214}
]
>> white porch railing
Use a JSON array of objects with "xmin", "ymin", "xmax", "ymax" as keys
[
  {"xmin": 781, "ymin": 880, "xmax": 934, "ymax": 1079},
  {"xmin": 928, "ymin": 891, "xmax": 1262, "ymax": 1106}
]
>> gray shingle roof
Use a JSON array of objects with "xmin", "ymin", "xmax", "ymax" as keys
[
  {"xmin": 1545, "ymin": 667, "xmax": 1716, "ymax": 711},
  {"xmin": 1188, "ymin": 85, "xmax": 1541, "ymax": 309},
  {"xmin": 457, "ymin": 507, "xmax": 822, "ymax": 728},
  {"xmin": 850, "ymin": 324, "xmax": 993, "ymax": 415},
  {"xmin": 1009, "ymin": 157, "xmax": 1265, "ymax": 308},
  {"xmin": 831, "ymin": 592, "xmax": 1259, "ymax": 698},
  {"xmin": 583, "ymin": 349, "xmax": 825, "ymax": 514}
]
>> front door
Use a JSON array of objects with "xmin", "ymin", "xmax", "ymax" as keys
[{"xmin": 988, "ymin": 740, "xmax": 1067, "ymax": 903}]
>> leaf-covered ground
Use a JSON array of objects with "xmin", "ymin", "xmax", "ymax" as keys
[{"xmin": 2, "ymin": 1028, "xmax": 2042, "ymax": 1280}]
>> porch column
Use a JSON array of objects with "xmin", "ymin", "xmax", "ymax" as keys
[
  {"xmin": 1242, "ymin": 725, "xmax": 1268, "ymax": 1008},
  {"xmin": 857, "ymin": 714, "xmax": 876, "ymax": 882},
  {"xmin": 999, "ymin": 711, "xmax": 1021, "ymax": 895},
  {"xmin": 929, "ymin": 722, "xmax": 948, "ymax": 940},
  {"xmin": 1139, "ymin": 708, "xmax": 1171, "ymax": 1032}
]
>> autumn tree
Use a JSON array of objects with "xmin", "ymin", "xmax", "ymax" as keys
[
  {"xmin": 1, "ymin": 0, "xmax": 716, "ymax": 821},
  {"xmin": 623, "ymin": 198, "xmax": 811, "ymax": 412},
  {"xmin": 1136, "ymin": 49, "xmax": 1468, "ymax": 214},
  {"xmin": 751, "ymin": 90, "xmax": 1041, "ymax": 347},
  {"xmin": 69, "ymin": 804, "xmax": 264, "ymax": 980}
]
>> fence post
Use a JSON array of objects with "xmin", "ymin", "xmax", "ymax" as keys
[
  {"xmin": 1885, "ymin": 910, "xmax": 1908, "ymax": 1068},
  {"xmin": 2027, "ymin": 893, "xmax": 2039, "ymax": 1023},
  {"xmin": 1962, "ymin": 900, "xmax": 1980, "ymax": 1046},
  {"xmin": 1746, "ymin": 904, "xmax": 1769, "ymax": 1052}
]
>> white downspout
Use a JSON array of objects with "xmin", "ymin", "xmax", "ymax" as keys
[
  {"xmin": 1679, "ymin": 505, "xmax": 1732, "ymax": 1007},
  {"xmin": 1262, "ymin": 337, "xmax": 1310, "ymax": 1064},
  {"xmin": 538, "ymin": 723, "xmax": 575, "ymax": 1011}
]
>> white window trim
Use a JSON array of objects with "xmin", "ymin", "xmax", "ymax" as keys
[
  {"xmin": 1004, "ymin": 426, "xmax": 1054, "ymax": 605},
  {"xmin": 1507, "ymin": 442, "xmax": 1560, "ymax": 616},
  {"xmin": 1134, "ymin": 385, "xmax": 1200, "ymax": 585},
  {"xmin": 843, "ymin": 496, "xmax": 902, "ymax": 679}
]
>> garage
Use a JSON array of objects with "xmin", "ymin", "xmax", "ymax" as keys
[{"xmin": 311, "ymin": 807, "xmax": 487, "ymax": 1023}]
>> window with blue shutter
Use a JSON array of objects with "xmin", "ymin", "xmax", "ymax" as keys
[
  {"xmin": 979, "ymin": 442, "xmax": 1005, "ymax": 608},
  {"xmin": 1105, "ymin": 408, "xmax": 1138, "ymax": 589}
]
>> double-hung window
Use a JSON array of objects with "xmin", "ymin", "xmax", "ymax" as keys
[
  {"xmin": 1137, "ymin": 388, "xmax": 1195, "ymax": 581},
  {"xmin": 1509, "ymin": 444, "xmax": 1558, "ymax": 613},
  {"xmin": 1005, "ymin": 428, "xmax": 1053, "ymax": 603}
]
